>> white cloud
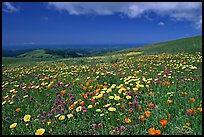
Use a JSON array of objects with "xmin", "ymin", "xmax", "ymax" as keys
[
  {"xmin": 196, "ymin": 15, "xmax": 202, "ymax": 30},
  {"xmin": 3, "ymin": 2, "xmax": 19, "ymax": 13},
  {"xmin": 47, "ymin": 2, "xmax": 202, "ymax": 30},
  {"xmin": 47, "ymin": 2, "xmax": 201, "ymax": 18},
  {"xmin": 158, "ymin": 22, "xmax": 165, "ymax": 26},
  {"xmin": 43, "ymin": 17, "xmax": 49, "ymax": 20}
]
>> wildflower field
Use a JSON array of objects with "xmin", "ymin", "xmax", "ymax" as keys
[{"xmin": 2, "ymin": 42, "xmax": 202, "ymax": 135}]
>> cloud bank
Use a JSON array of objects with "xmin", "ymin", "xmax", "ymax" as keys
[
  {"xmin": 3, "ymin": 2, "xmax": 19, "ymax": 13},
  {"xmin": 48, "ymin": 2, "xmax": 202, "ymax": 30}
]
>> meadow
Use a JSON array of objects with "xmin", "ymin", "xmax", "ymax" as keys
[{"xmin": 2, "ymin": 36, "xmax": 202, "ymax": 135}]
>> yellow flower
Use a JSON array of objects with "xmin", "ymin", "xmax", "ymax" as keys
[
  {"xmin": 98, "ymin": 94, "xmax": 103, "ymax": 98},
  {"xmin": 114, "ymin": 95, "xmax": 120, "ymax": 101},
  {"xmin": 35, "ymin": 128, "xmax": 45, "ymax": 135},
  {"xmin": 100, "ymin": 113, "xmax": 105, "ymax": 117},
  {"xmin": 76, "ymin": 106, "xmax": 82, "ymax": 112},
  {"xmin": 126, "ymin": 95, "xmax": 131, "ymax": 99},
  {"xmin": 104, "ymin": 103, "xmax": 111, "ymax": 108},
  {"xmin": 197, "ymin": 108, "xmax": 202, "ymax": 113},
  {"xmin": 88, "ymin": 105, "xmax": 93, "ymax": 109},
  {"xmin": 55, "ymin": 114, "xmax": 60, "ymax": 118},
  {"xmin": 24, "ymin": 115, "xmax": 31, "ymax": 122},
  {"xmin": 59, "ymin": 115, "xmax": 65, "ymax": 120},
  {"xmin": 2, "ymin": 101, "xmax": 6, "ymax": 105},
  {"xmin": 23, "ymin": 95, "xmax": 28, "ymax": 98},
  {"xmin": 47, "ymin": 122, "xmax": 51, "ymax": 126},
  {"xmin": 133, "ymin": 88, "xmax": 138, "ymax": 92},
  {"xmin": 108, "ymin": 107, "xmax": 116, "ymax": 112},
  {"xmin": 9, "ymin": 123, "xmax": 17, "ymax": 128},
  {"xmin": 167, "ymin": 100, "xmax": 173, "ymax": 104},
  {"xmin": 96, "ymin": 109, "xmax": 101, "ymax": 112},
  {"xmin": 9, "ymin": 101, "xmax": 14, "ymax": 105},
  {"xmin": 67, "ymin": 114, "xmax": 73, "ymax": 118},
  {"xmin": 109, "ymin": 96, "xmax": 114, "ymax": 99}
]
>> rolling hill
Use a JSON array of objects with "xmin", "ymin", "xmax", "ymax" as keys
[{"xmin": 114, "ymin": 35, "xmax": 202, "ymax": 54}]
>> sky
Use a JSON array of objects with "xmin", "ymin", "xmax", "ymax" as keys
[{"xmin": 2, "ymin": 2, "xmax": 202, "ymax": 47}]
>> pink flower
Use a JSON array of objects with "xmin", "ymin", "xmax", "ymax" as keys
[{"xmin": 120, "ymin": 125, "xmax": 126, "ymax": 131}]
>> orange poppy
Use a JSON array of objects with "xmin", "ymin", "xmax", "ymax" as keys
[
  {"xmin": 83, "ymin": 86, "xmax": 87, "ymax": 91},
  {"xmin": 89, "ymin": 86, "xmax": 93, "ymax": 90},
  {"xmin": 159, "ymin": 119, "xmax": 168, "ymax": 128},
  {"xmin": 191, "ymin": 108, "xmax": 196, "ymax": 116},
  {"xmin": 125, "ymin": 118, "xmax": 131, "ymax": 124},
  {"xmin": 145, "ymin": 111, "xmax": 151, "ymax": 118},
  {"xmin": 96, "ymin": 84, "xmax": 101, "ymax": 89},
  {"xmin": 91, "ymin": 98, "xmax": 95, "ymax": 104},
  {"xmin": 149, "ymin": 128, "xmax": 156, "ymax": 135},
  {"xmin": 94, "ymin": 89, "xmax": 100, "ymax": 95},
  {"xmin": 104, "ymin": 82, "xmax": 107, "ymax": 85},
  {"xmin": 128, "ymin": 101, "xmax": 132, "ymax": 105},
  {"xmin": 149, "ymin": 103, "xmax": 154, "ymax": 109},
  {"xmin": 120, "ymin": 98, "xmax": 123, "ymax": 101},
  {"xmin": 61, "ymin": 90, "xmax": 66, "ymax": 95},
  {"xmin": 88, "ymin": 79, "xmax": 92, "ymax": 83},
  {"xmin": 149, "ymin": 91, "xmax": 154, "ymax": 96},
  {"xmin": 190, "ymin": 98, "xmax": 195, "ymax": 103},
  {"xmin": 46, "ymin": 85, "xmax": 50, "ymax": 89},
  {"xmin": 167, "ymin": 100, "xmax": 173, "ymax": 104},
  {"xmin": 155, "ymin": 129, "xmax": 161, "ymax": 135},
  {"xmin": 69, "ymin": 104, "xmax": 75, "ymax": 110},
  {"xmin": 181, "ymin": 92, "xmax": 187, "ymax": 96},
  {"xmin": 103, "ymin": 85, "xmax": 108, "ymax": 89},
  {"xmin": 80, "ymin": 101, "xmax": 84, "ymax": 106},
  {"xmin": 129, "ymin": 109, "xmax": 133, "ymax": 115},
  {"xmin": 84, "ymin": 94, "xmax": 88, "ymax": 99},
  {"xmin": 186, "ymin": 122, "xmax": 190, "ymax": 126},
  {"xmin": 167, "ymin": 113, "xmax": 171, "ymax": 119},
  {"xmin": 120, "ymin": 105, "xmax": 124, "ymax": 110},
  {"xmin": 16, "ymin": 108, "xmax": 21, "ymax": 113}
]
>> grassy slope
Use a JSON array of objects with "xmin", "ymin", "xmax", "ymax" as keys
[
  {"xmin": 115, "ymin": 35, "xmax": 202, "ymax": 54},
  {"xmin": 17, "ymin": 49, "xmax": 60, "ymax": 58}
]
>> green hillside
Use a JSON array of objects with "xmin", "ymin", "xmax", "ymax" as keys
[
  {"xmin": 17, "ymin": 49, "xmax": 60, "ymax": 59},
  {"xmin": 115, "ymin": 35, "xmax": 202, "ymax": 54}
]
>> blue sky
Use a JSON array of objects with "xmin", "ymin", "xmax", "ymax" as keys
[{"xmin": 2, "ymin": 2, "xmax": 202, "ymax": 47}]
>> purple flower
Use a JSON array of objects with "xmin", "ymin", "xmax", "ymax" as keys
[
  {"xmin": 51, "ymin": 109, "xmax": 55, "ymax": 113},
  {"xmin": 127, "ymin": 91, "xmax": 132, "ymax": 96},
  {"xmin": 133, "ymin": 100, "xmax": 137, "ymax": 108},
  {"xmin": 120, "ymin": 125, "xmax": 126, "ymax": 131},
  {"xmin": 83, "ymin": 109, "xmax": 87, "ymax": 114},
  {"xmin": 103, "ymin": 99, "xmax": 107, "ymax": 104},
  {"xmin": 114, "ymin": 127, "xmax": 119, "ymax": 132},
  {"xmin": 132, "ymin": 125, "xmax": 137, "ymax": 129},
  {"xmin": 93, "ymin": 124, "xmax": 97, "ymax": 129},
  {"xmin": 48, "ymin": 113, "xmax": 51, "ymax": 117},
  {"xmin": 30, "ymin": 96, "xmax": 33, "ymax": 100},
  {"xmin": 82, "ymin": 106, "xmax": 86, "ymax": 110},
  {"xmin": 26, "ymin": 92, "xmax": 28, "ymax": 95},
  {"xmin": 89, "ymin": 129, "xmax": 93, "ymax": 135},
  {"xmin": 21, "ymin": 117, "xmax": 24, "ymax": 122},
  {"xmin": 98, "ymin": 121, "xmax": 104, "ymax": 128},
  {"xmin": 43, "ymin": 111, "xmax": 46, "ymax": 116},
  {"xmin": 135, "ymin": 95, "xmax": 138, "ymax": 100}
]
